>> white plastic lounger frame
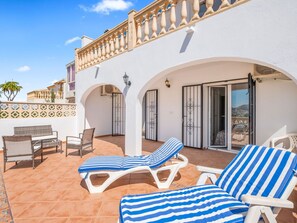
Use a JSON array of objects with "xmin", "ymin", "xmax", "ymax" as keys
[{"xmin": 80, "ymin": 153, "xmax": 188, "ymax": 194}]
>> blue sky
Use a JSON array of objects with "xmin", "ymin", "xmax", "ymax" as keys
[{"xmin": 0, "ymin": 0, "xmax": 153, "ymax": 101}]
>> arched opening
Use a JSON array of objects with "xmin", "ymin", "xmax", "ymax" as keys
[
  {"xmin": 84, "ymin": 84, "xmax": 126, "ymax": 138},
  {"xmin": 139, "ymin": 59, "xmax": 297, "ymax": 152}
]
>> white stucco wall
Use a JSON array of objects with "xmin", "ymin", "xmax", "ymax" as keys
[
  {"xmin": 0, "ymin": 117, "xmax": 77, "ymax": 148},
  {"xmin": 76, "ymin": 0, "xmax": 297, "ymax": 155},
  {"xmin": 256, "ymin": 79, "xmax": 297, "ymax": 146},
  {"xmin": 85, "ymin": 87, "xmax": 112, "ymax": 136}
]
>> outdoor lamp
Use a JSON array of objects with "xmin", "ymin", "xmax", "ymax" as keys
[
  {"xmin": 165, "ymin": 78, "xmax": 170, "ymax": 88},
  {"xmin": 123, "ymin": 73, "xmax": 131, "ymax": 86}
]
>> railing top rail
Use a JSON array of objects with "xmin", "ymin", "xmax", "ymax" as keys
[
  {"xmin": 0, "ymin": 101, "xmax": 76, "ymax": 106},
  {"xmin": 77, "ymin": 19, "xmax": 128, "ymax": 53}
]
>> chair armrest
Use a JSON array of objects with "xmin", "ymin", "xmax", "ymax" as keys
[
  {"xmin": 53, "ymin": 131, "xmax": 58, "ymax": 138},
  {"xmin": 242, "ymin": 195, "xmax": 293, "ymax": 209},
  {"xmin": 33, "ymin": 140, "xmax": 42, "ymax": 146},
  {"xmin": 66, "ymin": 136, "xmax": 82, "ymax": 142},
  {"xmin": 197, "ymin": 165, "xmax": 224, "ymax": 174}
]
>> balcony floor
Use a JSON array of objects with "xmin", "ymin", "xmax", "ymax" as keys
[{"xmin": 1, "ymin": 136, "xmax": 296, "ymax": 223}]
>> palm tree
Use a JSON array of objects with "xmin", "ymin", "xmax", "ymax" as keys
[{"xmin": 0, "ymin": 81, "xmax": 23, "ymax": 101}]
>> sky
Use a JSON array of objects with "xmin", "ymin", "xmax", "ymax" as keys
[{"xmin": 0, "ymin": 0, "xmax": 153, "ymax": 101}]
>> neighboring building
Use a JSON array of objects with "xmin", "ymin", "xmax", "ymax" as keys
[
  {"xmin": 65, "ymin": 61, "xmax": 76, "ymax": 103},
  {"xmin": 74, "ymin": 0, "xmax": 297, "ymax": 156},
  {"xmin": 27, "ymin": 79, "xmax": 66, "ymax": 103}
]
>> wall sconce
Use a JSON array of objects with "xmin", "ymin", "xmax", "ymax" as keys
[
  {"xmin": 123, "ymin": 72, "xmax": 131, "ymax": 86},
  {"xmin": 165, "ymin": 78, "xmax": 170, "ymax": 88}
]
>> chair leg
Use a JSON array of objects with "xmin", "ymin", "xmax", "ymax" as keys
[
  {"xmin": 66, "ymin": 147, "xmax": 67, "ymax": 157},
  {"xmin": 41, "ymin": 151, "xmax": 44, "ymax": 162},
  {"xmin": 56, "ymin": 145, "xmax": 58, "ymax": 153},
  {"xmin": 4, "ymin": 162, "xmax": 6, "ymax": 172},
  {"xmin": 15, "ymin": 161, "xmax": 17, "ymax": 165},
  {"xmin": 32, "ymin": 159, "xmax": 35, "ymax": 169},
  {"xmin": 80, "ymin": 149, "xmax": 82, "ymax": 158}
]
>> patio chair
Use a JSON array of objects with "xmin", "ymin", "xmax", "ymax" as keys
[
  {"xmin": 65, "ymin": 128, "xmax": 95, "ymax": 157},
  {"xmin": 119, "ymin": 144, "xmax": 297, "ymax": 223},
  {"xmin": 78, "ymin": 137, "xmax": 188, "ymax": 193},
  {"xmin": 271, "ymin": 133, "xmax": 297, "ymax": 152},
  {"xmin": 2, "ymin": 135, "xmax": 43, "ymax": 172}
]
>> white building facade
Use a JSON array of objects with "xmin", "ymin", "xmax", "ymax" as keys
[{"xmin": 74, "ymin": 0, "xmax": 297, "ymax": 156}]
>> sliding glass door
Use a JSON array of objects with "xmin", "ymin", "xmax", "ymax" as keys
[
  {"xmin": 208, "ymin": 80, "xmax": 255, "ymax": 151},
  {"xmin": 231, "ymin": 83, "xmax": 249, "ymax": 150},
  {"xmin": 209, "ymin": 86, "xmax": 227, "ymax": 148}
]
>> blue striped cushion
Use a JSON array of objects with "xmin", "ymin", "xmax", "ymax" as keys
[
  {"xmin": 216, "ymin": 145, "xmax": 297, "ymax": 201},
  {"xmin": 147, "ymin": 137, "xmax": 184, "ymax": 169},
  {"xmin": 78, "ymin": 137, "xmax": 184, "ymax": 173},
  {"xmin": 78, "ymin": 156, "xmax": 148, "ymax": 173},
  {"xmin": 119, "ymin": 185, "xmax": 248, "ymax": 223}
]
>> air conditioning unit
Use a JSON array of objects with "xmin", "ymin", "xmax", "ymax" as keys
[
  {"xmin": 100, "ymin": 85, "xmax": 120, "ymax": 96},
  {"xmin": 253, "ymin": 64, "xmax": 290, "ymax": 82}
]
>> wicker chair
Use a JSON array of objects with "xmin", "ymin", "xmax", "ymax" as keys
[
  {"xmin": 66, "ymin": 128, "xmax": 95, "ymax": 157},
  {"xmin": 2, "ymin": 135, "xmax": 43, "ymax": 172}
]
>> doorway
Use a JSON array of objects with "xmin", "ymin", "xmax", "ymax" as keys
[
  {"xmin": 144, "ymin": 89, "xmax": 158, "ymax": 141},
  {"xmin": 112, "ymin": 93, "xmax": 125, "ymax": 136},
  {"xmin": 182, "ymin": 85, "xmax": 202, "ymax": 148}
]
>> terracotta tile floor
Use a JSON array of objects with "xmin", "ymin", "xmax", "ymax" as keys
[{"xmin": 1, "ymin": 136, "xmax": 296, "ymax": 223}]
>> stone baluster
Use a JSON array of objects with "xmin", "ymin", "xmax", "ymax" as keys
[
  {"xmin": 87, "ymin": 49, "xmax": 90, "ymax": 66},
  {"xmin": 97, "ymin": 44, "xmax": 102, "ymax": 62},
  {"xmin": 159, "ymin": 4, "xmax": 167, "ymax": 35},
  {"xmin": 220, "ymin": 0, "xmax": 230, "ymax": 9},
  {"xmin": 81, "ymin": 53, "xmax": 85, "ymax": 68},
  {"xmin": 105, "ymin": 39, "xmax": 110, "ymax": 58},
  {"xmin": 110, "ymin": 37, "xmax": 115, "ymax": 56},
  {"xmin": 143, "ymin": 14, "xmax": 149, "ymax": 42},
  {"xmin": 89, "ymin": 48, "xmax": 93, "ymax": 65},
  {"xmin": 125, "ymin": 29, "xmax": 128, "ymax": 49},
  {"xmin": 205, "ymin": 0, "xmax": 214, "ymax": 15},
  {"xmin": 169, "ymin": 0, "xmax": 177, "ymax": 31},
  {"xmin": 151, "ymin": 9, "xmax": 158, "ymax": 38},
  {"xmin": 101, "ymin": 41, "xmax": 106, "ymax": 60},
  {"xmin": 92, "ymin": 47, "xmax": 97, "ymax": 64},
  {"xmin": 191, "ymin": 0, "xmax": 200, "ymax": 21},
  {"xmin": 120, "ymin": 29, "xmax": 125, "ymax": 52},
  {"xmin": 180, "ymin": 0, "xmax": 188, "ymax": 26},
  {"xmin": 115, "ymin": 32, "xmax": 120, "ymax": 54},
  {"xmin": 136, "ymin": 19, "xmax": 142, "ymax": 45}
]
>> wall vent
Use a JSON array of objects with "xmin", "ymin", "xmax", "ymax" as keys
[{"xmin": 100, "ymin": 85, "xmax": 120, "ymax": 96}]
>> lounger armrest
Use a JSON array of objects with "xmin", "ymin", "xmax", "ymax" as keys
[
  {"xmin": 196, "ymin": 166, "xmax": 223, "ymax": 185},
  {"xmin": 196, "ymin": 166, "xmax": 224, "ymax": 174},
  {"xmin": 242, "ymin": 195, "xmax": 293, "ymax": 209}
]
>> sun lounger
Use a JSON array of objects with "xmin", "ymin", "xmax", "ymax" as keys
[
  {"xmin": 78, "ymin": 137, "xmax": 188, "ymax": 193},
  {"xmin": 119, "ymin": 144, "xmax": 297, "ymax": 223}
]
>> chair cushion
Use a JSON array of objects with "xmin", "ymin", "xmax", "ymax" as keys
[
  {"xmin": 119, "ymin": 184, "xmax": 248, "ymax": 223},
  {"xmin": 78, "ymin": 156, "xmax": 149, "ymax": 173},
  {"xmin": 216, "ymin": 145, "xmax": 297, "ymax": 201}
]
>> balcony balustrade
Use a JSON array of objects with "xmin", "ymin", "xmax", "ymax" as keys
[
  {"xmin": 27, "ymin": 90, "xmax": 64, "ymax": 101},
  {"xmin": 76, "ymin": 0, "xmax": 248, "ymax": 71}
]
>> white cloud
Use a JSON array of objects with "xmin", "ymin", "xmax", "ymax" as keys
[
  {"xmin": 79, "ymin": 0, "xmax": 133, "ymax": 15},
  {"xmin": 65, "ymin": 36, "xmax": 81, "ymax": 45},
  {"xmin": 51, "ymin": 80, "xmax": 58, "ymax": 85},
  {"xmin": 16, "ymin": 65, "xmax": 31, "ymax": 72}
]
